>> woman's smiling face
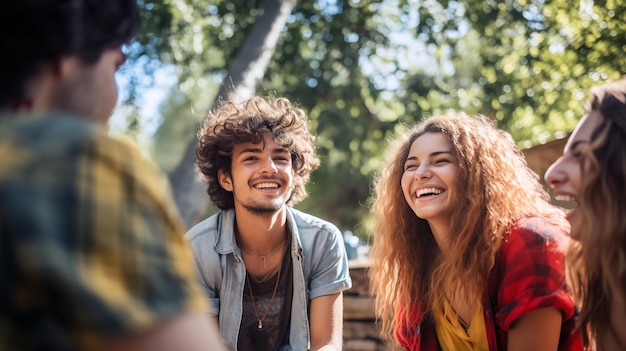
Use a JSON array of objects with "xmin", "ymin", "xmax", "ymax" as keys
[
  {"xmin": 544, "ymin": 110, "xmax": 603, "ymax": 239},
  {"xmin": 401, "ymin": 132, "xmax": 458, "ymax": 226}
]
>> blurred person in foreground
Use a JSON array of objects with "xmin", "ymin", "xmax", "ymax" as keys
[
  {"xmin": 368, "ymin": 112, "xmax": 583, "ymax": 350},
  {"xmin": 186, "ymin": 96, "xmax": 352, "ymax": 350},
  {"xmin": 546, "ymin": 78, "xmax": 626, "ymax": 351},
  {"xmin": 0, "ymin": 1, "xmax": 224, "ymax": 350}
]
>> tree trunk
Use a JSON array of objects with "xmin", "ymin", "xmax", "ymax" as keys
[{"xmin": 169, "ymin": 0, "xmax": 298, "ymax": 228}]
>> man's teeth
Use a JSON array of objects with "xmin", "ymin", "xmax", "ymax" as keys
[
  {"xmin": 416, "ymin": 188, "xmax": 443, "ymax": 198},
  {"xmin": 256, "ymin": 182, "xmax": 278, "ymax": 189},
  {"xmin": 555, "ymin": 194, "xmax": 576, "ymax": 202}
]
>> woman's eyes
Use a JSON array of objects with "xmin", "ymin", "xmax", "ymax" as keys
[
  {"xmin": 567, "ymin": 140, "xmax": 593, "ymax": 160},
  {"xmin": 570, "ymin": 146, "xmax": 587, "ymax": 160},
  {"xmin": 404, "ymin": 158, "xmax": 450, "ymax": 170}
]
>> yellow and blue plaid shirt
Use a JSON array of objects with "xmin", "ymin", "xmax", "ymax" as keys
[{"xmin": 0, "ymin": 114, "xmax": 207, "ymax": 350}]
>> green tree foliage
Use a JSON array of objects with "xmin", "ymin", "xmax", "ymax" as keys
[
  {"xmin": 434, "ymin": 0, "xmax": 626, "ymax": 147},
  {"xmin": 125, "ymin": 0, "xmax": 626, "ymax": 238}
]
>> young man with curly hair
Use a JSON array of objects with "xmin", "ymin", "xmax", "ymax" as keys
[
  {"xmin": 0, "ymin": 1, "xmax": 224, "ymax": 350},
  {"xmin": 186, "ymin": 96, "xmax": 352, "ymax": 351}
]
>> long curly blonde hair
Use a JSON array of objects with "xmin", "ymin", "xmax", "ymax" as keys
[
  {"xmin": 369, "ymin": 111, "xmax": 567, "ymax": 344},
  {"xmin": 566, "ymin": 79, "xmax": 626, "ymax": 348}
]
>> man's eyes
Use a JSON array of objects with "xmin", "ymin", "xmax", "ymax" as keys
[{"xmin": 241, "ymin": 155, "xmax": 290, "ymax": 162}]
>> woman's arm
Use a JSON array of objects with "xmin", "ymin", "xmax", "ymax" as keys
[{"xmin": 507, "ymin": 307, "xmax": 562, "ymax": 351}]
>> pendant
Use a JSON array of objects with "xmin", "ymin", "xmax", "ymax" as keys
[{"xmin": 258, "ymin": 320, "xmax": 263, "ymax": 330}]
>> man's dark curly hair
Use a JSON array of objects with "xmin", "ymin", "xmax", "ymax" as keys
[
  {"xmin": 196, "ymin": 96, "xmax": 321, "ymax": 210},
  {"xmin": 0, "ymin": 0, "xmax": 140, "ymax": 106}
]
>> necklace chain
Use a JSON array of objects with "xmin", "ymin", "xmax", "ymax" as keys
[
  {"xmin": 246, "ymin": 266, "xmax": 282, "ymax": 330},
  {"xmin": 240, "ymin": 240, "xmax": 285, "ymax": 269}
]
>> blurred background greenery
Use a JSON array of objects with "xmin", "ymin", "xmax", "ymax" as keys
[{"xmin": 111, "ymin": 0, "xmax": 626, "ymax": 240}]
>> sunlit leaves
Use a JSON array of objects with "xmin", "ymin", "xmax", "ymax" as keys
[{"xmin": 128, "ymin": 0, "xmax": 625, "ymax": 237}]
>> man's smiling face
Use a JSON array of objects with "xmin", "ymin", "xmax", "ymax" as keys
[{"xmin": 218, "ymin": 132, "xmax": 294, "ymax": 215}]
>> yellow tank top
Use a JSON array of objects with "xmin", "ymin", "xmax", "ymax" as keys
[{"xmin": 432, "ymin": 299, "xmax": 489, "ymax": 351}]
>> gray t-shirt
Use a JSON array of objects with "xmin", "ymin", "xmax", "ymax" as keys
[{"xmin": 238, "ymin": 245, "xmax": 293, "ymax": 351}]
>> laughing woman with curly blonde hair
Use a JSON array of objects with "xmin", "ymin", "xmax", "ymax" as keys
[{"xmin": 369, "ymin": 112, "xmax": 583, "ymax": 351}]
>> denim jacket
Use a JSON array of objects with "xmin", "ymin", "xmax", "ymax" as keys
[{"xmin": 185, "ymin": 207, "xmax": 352, "ymax": 351}]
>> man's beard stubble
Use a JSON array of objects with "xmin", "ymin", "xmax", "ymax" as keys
[{"xmin": 242, "ymin": 202, "xmax": 284, "ymax": 215}]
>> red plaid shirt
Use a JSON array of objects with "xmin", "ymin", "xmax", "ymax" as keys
[{"xmin": 395, "ymin": 217, "xmax": 584, "ymax": 351}]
